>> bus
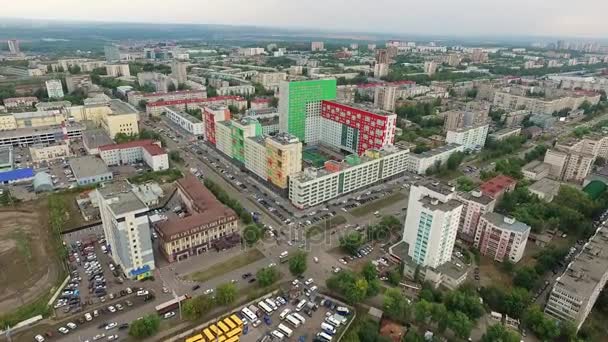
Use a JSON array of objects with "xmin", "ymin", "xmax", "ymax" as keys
[
  {"xmin": 241, "ymin": 307, "xmax": 257, "ymax": 322},
  {"xmin": 230, "ymin": 314, "xmax": 243, "ymax": 327},
  {"xmin": 209, "ymin": 324, "xmax": 221, "ymax": 337},
  {"xmin": 279, "ymin": 308, "xmax": 291, "ymax": 320},
  {"xmin": 223, "ymin": 317, "xmax": 237, "ymax": 330},
  {"xmin": 325, "ymin": 316, "xmax": 341, "ymax": 327},
  {"xmin": 225, "ymin": 337, "xmax": 239, "ymax": 342},
  {"xmin": 277, "ymin": 324, "xmax": 293, "ymax": 337},
  {"xmin": 155, "ymin": 295, "xmax": 190, "ymax": 315},
  {"xmin": 185, "ymin": 334, "xmax": 204, "ymax": 342},
  {"xmin": 258, "ymin": 300, "xmax": 273, "ymax": 314},
  {"xmin": 271, "ymin": 330, "xmax": 285, "ymax": 340},
  {"xmin": 295, "ymin": 299, "xmax": 307, "ymax": 312},
  {"xmin": 292, "ymin": 312, "xmax": 306, "ymax": 324},
  {"xmin": 226, "ymin": 327, "xmax": 242, "ymax": 338},
  {"xmin": 264, "ymin": 298, "xmax": 278, "ymax": 311},
  {"xmin": 336, "ymin": 306, "xmax": 350, "ymax": 316},
  {"xmin": 203, "ymin": 329, "xmax": 214, "ymax": 341},
  {"xmin": 321, "ymin": 322, "xmax": 337, "ymax": 335},
  {"xmin": 285, "ymin": 315, "xmax": 301, "ymax": 328},
  {"xmin": 217, "ymin": 321, "xmax": 230, "ymax": 334},
  {"xmin": 317, "ymin": 332, "xmax": 333, "ymax": 341}
]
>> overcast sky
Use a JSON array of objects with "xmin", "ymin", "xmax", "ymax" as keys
[{"xmin": 3, "ymin": 0, "xmax": 608, "ymax": 38}]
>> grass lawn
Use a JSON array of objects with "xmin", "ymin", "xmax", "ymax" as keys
[
  {"xmin": 306, "ymin": 215, "xmax": 347, "ymax": 238},
  {"xmin": 187, "ymin": 248, "xmax": 265, "ymax": 282},
  {"xmin": 350, "ymin": 192, "xmax": 407, "ymax": 217}
]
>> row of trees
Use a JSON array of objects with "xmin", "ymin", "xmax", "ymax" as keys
[
  {"xmin": 326, "ymin": 262, "xmax": 381, "ymax": 304},
  {"xmin": 480, "ymin": 135, "xmax": 527, "ymax": 161},
  {"xmin": 181, "ymin": 282, "xmax": 239, "ymax": 321},
  {"xmin": 203, "ymin": 179, "xmax": 253, "ymax": 224}
]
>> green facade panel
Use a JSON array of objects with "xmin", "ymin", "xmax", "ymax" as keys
[{"xmin": 286, "ymin": 79, "xmax": 337, "ymax": 142}]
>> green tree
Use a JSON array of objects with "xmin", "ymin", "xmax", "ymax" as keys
[
  {"xmin": 256, "ymin": 266, "xmax": 280, "ymax": 287},
  {"xmin": 403, "ymin": 331, "xmax": 424, "ymax": 342},
  {"xmin": 431, "ymin": 303, "xmax": 449, "ymax": 332},
  {"xmin": 447, "ymin": 151, "xmax": 466, "ymax": 170},
  {"xmin": 207, "ymin": 86, "xmax": 218, "ymax": 97},
  {"xmin": 387, "ymin": 269, "xmax": 402, "ymax": 286},
  {"xmin": 522, "ymin": 305, "xmax": 560, "ymax": 341},
  {"xmin": 481, "ymin": 324, "xmax": 521, "ymax": 342},
  {"xmin": 456, "ymin": 176, "xmax": 476, "ymax": 191},
  {"xmin": 447, "ymin": 311, "xmax": 473, "ymax": 339},
  {"xmin": 289, "ymin": 251, "xmax": 307, "ymax": 276},
  {"xmin": 242, "ymin": 224, "xmax": 262, "ymax": 246},
  {"xmin": 362, "ymin": 262, "xmax": 378, "ymax": 282},
  {"xmin": 513, "ymin": 266, "xmax": 539, "ymax": 290},
  {"xmin": 181, "ymin": 295, "xmax": 214, "ymax": 320},
  {"xmin": 169, "ymin": 150, "xmax": 183, "ymax": 163},
  {"xmin": 128, "ymin": 314, "xmax": 161, "ymax": 338},
  {"xmin": 443, "ymin": 288, "xmax": 484, "ymax": 319},
  {"xmin": 215, "ymin": 283, "xmax": 237, "ymax": 305},
  {"xmin": 340, "ymin": 231, "xmax": 365, "ymax": 255},
  {"xmin": 383, "ymin": 288, "xmax": 412, "ymax": 323},
  {"xmin": 167, "ymin": 82, "xmax": 177, "ymax": 92},
  {"xmin": 414, "ymin": 299, "xmax": 433, "ymax": 323},
  {"xmin": 68, "ymin": 64, "xmax": 81, "ymax": 74}
]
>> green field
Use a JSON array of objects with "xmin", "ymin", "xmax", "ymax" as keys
[
  {"xmin": 350, "ymin": 192, "xmax": 407, "ymax": 217},
  {"xmin": 187, "ymin": 248, "xmax": 265, "ymax": 282}
]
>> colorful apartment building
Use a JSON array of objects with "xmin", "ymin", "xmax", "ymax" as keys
[
  {"xmin": 320, "ymin": 101, "xmax": 397, "ymax": 155},
  {"xmin": 266, "ymin": 133, "xmax": 303, "ymax": 189},
  {"xmin": 474, "ymin": 212, "xmax": 530, "ymax": 263},
  {"xmin": 278, "ymin": 79, "xmax": 337, "ymax": 144},
  {"xmin": 203, "ymin": 106, "xmax": 231, "ymax": 145},
  {"xmin": 231, "ymin": 118, "xmax": 262, "ymax": 163}
]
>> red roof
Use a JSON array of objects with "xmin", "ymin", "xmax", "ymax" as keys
[
  {"xmin": 480, "ymin": 175, "xmax": 517, "ymax": 199},
  {"xmin": 131, "ymin": 89, "xmax": 206, "ymax": 97},
  {"xmin": 147, "ymin": 95, "xmax": 246, "ymax": 107},
  {"xmin": 98, "ymin": 139, "xmax": 166, "ymax": 156}
]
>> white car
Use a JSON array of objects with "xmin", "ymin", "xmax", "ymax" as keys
[
  {"xmin": 107, "ymin": 335, "xmax": 118, "ymax": 341},
  {"xmin": 66, "ymin": 322, "xmax": 77, "ymax": 330},
  {"xmin": 136, "ymin": 290, "xmax": 148, "ymax": 296},
  {"xmin": 333, "ymin": 267, "xmax": 342, "ymax": 273},
  {"xmin": 126, "ymin": 287, "xmax": 133, "ymax": 294},
  {"xmin": 58, "ymin": 327, "xmax": 69, "ymax": 334},
  {"xmin": 105, "ymin": 322, "xmax": 117, "ymax": 330},
  {"xmin": 85, "ymin": 313, "xmax": 93, "ymax": 321},
  {"xmin": 163, "ymin": 311, "xmax": 176, "ymax": 319},
  {"xmin": 292, "ymin": 279, "xmax": 299, "ymax": 286},
  {"xmin": 203, "ymin": 289, "xmax": 214, "ymax": 295},
  {"xmin": 313, "ymin": 257, "xmax": 319, "ymax": 263},
  {"xmin": 107, "ymin": 306, "xmax": 116, "ymax": 313},
  {"xmin": 34, "ymin": 335, "xmax": 45, "ymax": 342},
  {"xmin": 93, "ymin": 334, "xmax": 105, "ymax": 340},
  {"xmin": 304, "ymin": 278, "xmax": 314, "ymax": 286}
]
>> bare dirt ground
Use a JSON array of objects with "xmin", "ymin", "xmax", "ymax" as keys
[{"xmin": 0, "ymin": 201, "xmax": 61, "ymax": 314}]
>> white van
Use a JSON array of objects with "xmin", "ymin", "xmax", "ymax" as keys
[
  {"xmin": 271, "ymin": 330, "xmax": 285, "ymax": 340},
  {"xmin": 296, "ymin": 299, "xmax": 307, "ymax": 312}
]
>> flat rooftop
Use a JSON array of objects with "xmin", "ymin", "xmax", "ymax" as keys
[
  {"xmin": 482, "ymin": 212, "xmax": 530, "ymax": 233},
  {"xmin": 553, "ymin": 226, "xmax": 608, "ymax": 299},
  {"xmin": 420, "ymin": 196, "xmax": 462, "ymax": 212},
  {"xmin": 457, "ymin": 190, "xmax": 495, "ymax": 205},
  {"xmin": 109, "ymin": 99, "xmax": 138, "ymax": 115},
  {"xmin": 83, "ymin": 129, "xmax": 114, "ymax": 149},
  {"xmin": 529, "ymin": 178, "xmax": 561, "ymax": 196},
  {"xmin": 0, "ymin": 123, "xmax": 85, "ymax": 139},
  {"xmin": 97, "ymin": 180, "xmax": 148, "ymax": 216},
  {"xmin": 322, "ymin": 100, "xmax": 397, "ymax": 117},
  {"xmin": 0, "ymin": 146, "xmax": 12, "ymax": 166},
  {"xmin": 167, "ymin": 106, "xmax": 201, "ymax": 123},
  {"xmin": 417, "ymin": 179, "xmax": 457, "ymax": 196},
  {"xmin": 268, "ymin": 132, "xmax": 299, "ymax": 145},
  {"xmin": 411, "ymin": 143, "xmax": 463, "ymax": 158},
  {"xmin": 69, "ymin": 156, "xmax": 110, "ymax": 179}
]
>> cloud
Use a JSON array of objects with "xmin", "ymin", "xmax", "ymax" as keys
[{"xmin": 2, "ymin": 0, "xmax": 607, "ymax": 37}]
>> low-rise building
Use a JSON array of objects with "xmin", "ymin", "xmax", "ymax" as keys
[
  {"xmin": 106, "ymin": 64, "xmax": 131, "ymax": 77},
  {"xmin": 99, "ymin": 139, "xmax": 168, "ymax": 171},
  {"xmin": 156, "ymin": 174, "xmax": 239, "ymax": 262},
  {"xmin": 252, "ymin": 72, "xmax": 287, "ymax": 91},
  {"xmin": 65, "ymin": 74, "xmax": 93, "ymax": 94},
  {"xmin": 522, "ymin": 160, "xmax": 551, "ymax": 181},
  {"xmin": 474, "ymin": 213, "xmax": 530, "ymax": 263},
  {"xmin": 407, "ymin": 144, "xmax": 465, "ymax": 174},
  {"xmin": 529, "ymin": 178, "xmax": 561, "ymax": 202},
  {"xmin": 480, "ymin": 175, "xmax": 517, "ymax": 199},
  {"xmin": 488, "ymin": 127, "xmax": 522, "ymax": 141},
  {"xmin": 145, "ymin": 95, "xmax": 246, "ymax": 116},
  {"xmin": 545, "ymin": 226, "xmax": 608, "ymax": 330},
  {"xmin": 217, "ymin": 85, "xmax": 255, "ymax": 96},
  {"xmin": 69, "ymin": 156, "xmax": 113, "ymax": 185},
  {"xmin": 0, "ymin": 123, "xmax": 84, "ymax": 147},
  {"xmin": 82, "ymin": 129, "xmax": 114, "ymax": 155},
  {"xmin": 165, "ymin": 106, "xmax": 204, "ymax": 137},
  {"xmin": 289, "ymin": 146, "xmax": 409, "ymax": 208},
  {"xmin": 2, "ymin": 97, "xmax": 38, "ymax": 110},
  {"xmin": 128, "ymin": 89, "xmax": 207, "ymax": 108},
  {"xmin": 29, "ymin": 142, "xmax": 71, "ymax": 162}
]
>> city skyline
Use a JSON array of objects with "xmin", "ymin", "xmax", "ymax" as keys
[{"xmin": 2, "ymin": 0, "xmax": 608, "ymax": 39}]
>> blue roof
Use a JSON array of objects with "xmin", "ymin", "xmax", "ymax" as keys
[
  {"xmin": 129, "ymin": 264, "xmax": 151, "ymax": 277},
  {"xmin": 0, "ymin": 168, "xmax": 34, "ymax": 183}
]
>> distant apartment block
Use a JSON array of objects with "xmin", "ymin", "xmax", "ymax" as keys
[
  {"xmin": 374, "ymin": 86, "xmax": 397, "ymax": 112},
  {"xmin": 407, "ymin": 143, "xmax": 465, "ymax": 175},
  {"xmin": 493, "ymin": 91, "xmax": 600, "ymax": 115},
  {"xmin": 311, "ymin": 42, "xmax": 325, "ymax": 51},
  {"xmin": 46, "ymin": 79, "xmax": 64, "ymax": 99},
  {"xmin": 106, "ymin": 64, "xmax": 131, "ymax": 77},
  {"xmin": 203, "ymin": 106, "xmax": 231, "ymax": 144},
  {"xmin": 252, "ymin": 72, "xmax": 287, "ymax": 91},
  {"xmin": 164, "ymin": 107, "xmax": 204, "ymax": 136},
  {"xmin": 144, "ymin": 95, "xmax": 245, "ymax": 116},
  {"xmin": 445, "ymin": 124, "xmax": 489, "ymax": 150}
]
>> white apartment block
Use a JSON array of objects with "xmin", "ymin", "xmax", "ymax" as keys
[
  {"xmin": 97, "ymin": 181, "xmax": 155, "ymax": 280},
  {"xmin": 46, "ymin": 79, "xmax": 64, "ymax": 99},
  {"xmin": 217, "ymin": 85, "xmax": 255, "ymax": 96},
  {"xmin": 99, "ymin": 140, "xmax": 169, "ymax": 171},
  {"xmin": 493, "ymin": 91, "xmax": 601, "ymax": 115},
  {"xmin": 289, "ymin": 146, "xmax": 409, "ymax": 208},
  {"xmin": 164, "ymin": 107, "xmax": 204, "ymax": 136},
  {"xmin": 106, "ymin": 64, "xmax": 131, "ymax": 77},
  {"xmin": 474, "ymin": 213, "xmax": 530, "ymax": 263},
  {"xmin": 407, "ymin": 143, "xmax": 465, "ymax": 174},
  {"xmin": 252, "ymin": 72, "xmax": 287, "ymax": 91},
  {"xmin": 311, "ymin": 42, "xmax": 324, "ymax": 51},
  {"xmin": 374, "ymin": 86, "xmax": 396, "ymax": 111},
  {"xmin": 446, "ymin": 124, "xmax": 489, "ymax": 150},
  {"xmin": 543, "ymin": 148, "xmax": 595, "ymax": 183},
  {"xmin": 455, "ymin": 190, "xmax": 496, "ymax": 242},
  {"xmin": 244, "ymin": 136, "xmax": 267, "ymax": 180},
  {"xmin": 373, "ymin": 63, "xmax": 389, "ymax": 78},
  {"xmin": 545, "ymin": 226, "xmax": 608, "ymax": 331},
  {"xmin": 215, "ymin": 121, "xmax": 233, "ymax": 158},
  {"xmin": 402, "ymin": 181, "xmax": 463, "ymax": 269}
]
